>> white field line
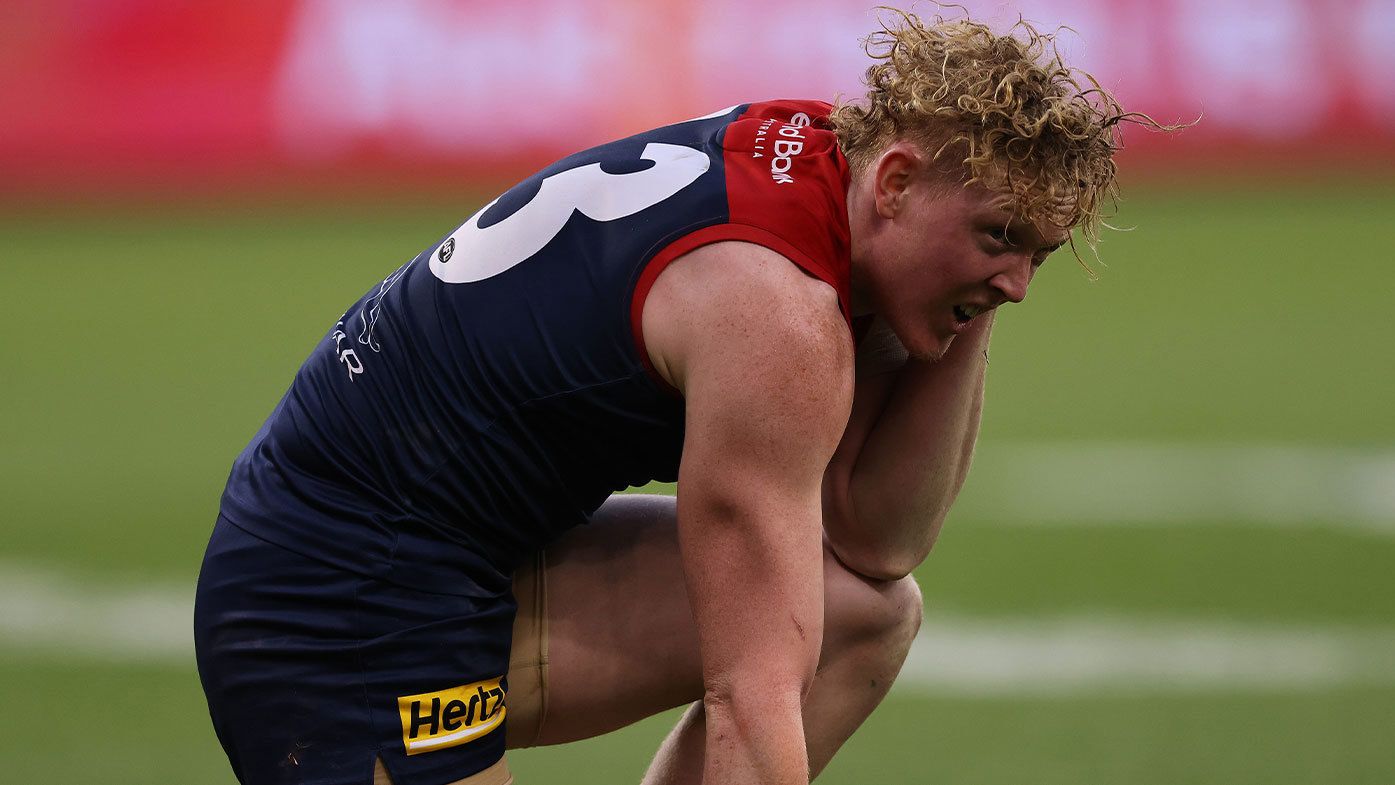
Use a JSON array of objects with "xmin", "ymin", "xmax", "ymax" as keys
[
  {"xmin": 0, "ymin": 564, "xmax": 191, "ymax": 662},
  {"xmin": 2, "ymin": 565, "xmax": 1393, "ymax": 693},
  {"xmin": 959, "ymin": 442, "xmax": 1395, "ymax": 533},
  {"xmin": 902, "ymin": 615, "xmax": 1395, "ymax": 696}
]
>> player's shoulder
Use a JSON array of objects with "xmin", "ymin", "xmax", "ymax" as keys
[
  {"xmin": 665, "ymin": 240, "xmax": 841, "ymax": 319},
  {"xmin": 713, "ymin": 100, "xmax": 852, "ymax": 313},
  {"xmin": 642, "ymin": 240, "xmax": 850, "ymax": 389}
]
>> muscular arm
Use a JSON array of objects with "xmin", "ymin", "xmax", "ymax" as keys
[
  {"xmin": 644, "ymin": 242, "xmax": 853, "ymax": 785},
  {"xmin": 821, "ymin": 313, "xmax": 993, "ymax": 581}
]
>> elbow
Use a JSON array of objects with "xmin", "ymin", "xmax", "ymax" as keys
[
  {"xmin": 826, "ymin": 532, "xmax": 936, "ymax": 582},
  {"xmin": 823, "ymin": 491, "xmax": 945, "ymax": 582},
  {"xmin": 825, "ymin": 475, "xmax": 959, "ymax": 581}
]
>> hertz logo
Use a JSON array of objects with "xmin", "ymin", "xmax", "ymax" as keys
[{"xmin": 398, "ymin": 677, "xmax": 506, "ymax": 755}]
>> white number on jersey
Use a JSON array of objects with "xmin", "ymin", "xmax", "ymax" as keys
[{"xmin": 429, "ymin": 143, "xmax": 712, "ymax": 284}]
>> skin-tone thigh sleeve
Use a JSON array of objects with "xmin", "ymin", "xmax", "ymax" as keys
[{"xmin": 505, "ymin": 550, "xmax": 549, "ymax": 748}]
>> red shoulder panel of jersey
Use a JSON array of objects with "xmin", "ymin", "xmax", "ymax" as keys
[
  {"xmin": 722, "ymin": 100, "xmax": 853, "ymax": 322},
  {"xmin": 630, "ymin": 100, "xmax": 853, "ymax": 394}
]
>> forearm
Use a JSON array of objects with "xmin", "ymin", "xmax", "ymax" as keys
[
  {"xmin": 682, "ymin": 490, "xmax": 823, "ymax": 785},
  {"xmin": 824, "ymin": 315, "xmax": 992, "ymax": 579}
]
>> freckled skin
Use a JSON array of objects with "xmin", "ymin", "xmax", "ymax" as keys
[{"xmin": 847, "ymin": 143, "xmax": 1068, "ymax": 361}]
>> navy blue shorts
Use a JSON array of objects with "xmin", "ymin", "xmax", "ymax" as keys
[{"xmin": 194, "ymin": 516, "xmax": 516, "ymax": 785}]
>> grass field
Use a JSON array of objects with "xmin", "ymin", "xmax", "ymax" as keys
[{"xmin": 2, "ymin": 179, "xmax": 1393, "ymax": 783}]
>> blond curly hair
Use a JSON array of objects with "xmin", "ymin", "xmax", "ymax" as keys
[{"xmin": 830, "ymin": 7, "xmax": 1165, "ymax": 253}]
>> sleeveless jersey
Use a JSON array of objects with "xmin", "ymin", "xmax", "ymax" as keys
[{"xmin": 219, "ymin": 100, "xmax": 853, "ymax": 596}]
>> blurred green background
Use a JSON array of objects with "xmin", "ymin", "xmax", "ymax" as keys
[{"xmin": 3, "ymin": 177, "xmax": 1393, "ymax": 783}]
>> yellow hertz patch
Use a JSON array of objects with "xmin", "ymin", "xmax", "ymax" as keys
[{"xmin": 398, "ymin": 677, "xmax": 507, "ymax": 755}]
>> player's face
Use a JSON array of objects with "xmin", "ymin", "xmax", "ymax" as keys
[{"xmin": 850, "ymin": 150, "xmax": 1068, "ymax": 360}]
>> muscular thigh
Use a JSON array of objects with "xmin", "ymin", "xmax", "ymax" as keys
[
  {"xmin": 505, "ymin": 493, "xmax": 905, "ymax": 748},
  {"xmin": 507, "ymin": 494, "xmax": 700, "ymax": 747}
]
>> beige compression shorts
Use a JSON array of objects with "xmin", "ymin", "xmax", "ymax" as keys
[
  {"xmin": 506, "ymin": 549, "xmax": 551, "ymax": 748},
  {"xmin": 371, "ymin": 551, "xmax": 549, "ymax": 785}
]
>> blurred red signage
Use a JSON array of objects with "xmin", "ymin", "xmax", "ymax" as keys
[{"xmin": 4, "ymin": 0, "xmax": 1393, "ymax": 196}]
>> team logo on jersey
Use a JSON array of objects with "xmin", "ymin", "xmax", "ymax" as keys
[
  {"xmin": 398, "ymin": 677, "xmax": 507, "ymax": 755},
  {"xmin": 437, "ymin": 237, "xmax": 456, "ymax": 263}
]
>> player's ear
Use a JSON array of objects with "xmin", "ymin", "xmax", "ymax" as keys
[{"xmin": 871, "ymin": 142, "xmax": 925, "ymax": 219}]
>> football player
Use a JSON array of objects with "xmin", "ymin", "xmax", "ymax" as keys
[{"xmin": 196, "ymin": 10, "xmax": 1148, "ymax": 785}]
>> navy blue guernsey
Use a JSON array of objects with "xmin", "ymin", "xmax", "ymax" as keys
[{"xmin": 219, "ymin": 100, "xmax": 853, "ymax": 596}]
